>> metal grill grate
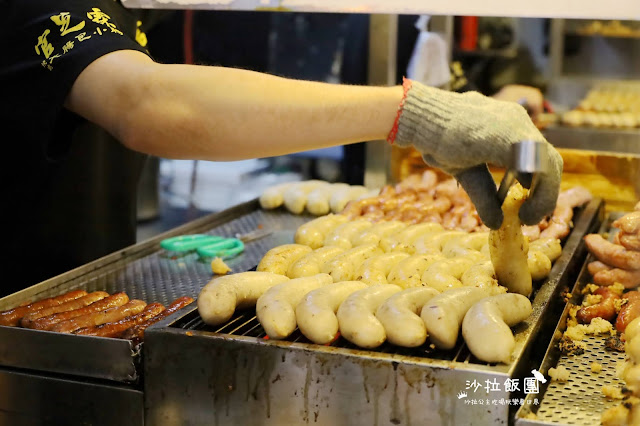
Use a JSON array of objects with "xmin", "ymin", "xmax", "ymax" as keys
[
  {"xmin": 4, "ymin": 206, "xmax": 311, "ymax": 308},
  {"xmin": 535, "ymin": 336, "xmax": 626, "ymax": 425},
  {"xmin": 176, "ymin": 307, "xmax": 496, "ymax": 365}
]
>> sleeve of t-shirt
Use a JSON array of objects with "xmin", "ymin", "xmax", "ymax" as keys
[{"xmin": 0, "ymin": 0, "xmax": 151, "ymax": 159}]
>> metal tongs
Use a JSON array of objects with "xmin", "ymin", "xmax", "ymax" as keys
[{"xmin": 496, "ymin": 140, "xmax": 550, "ymax": 205}]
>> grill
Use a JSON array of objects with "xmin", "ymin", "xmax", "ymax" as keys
[
  {"xmin": 142, "ymin": 198, "xmax": 604, "ymax": 426},
  {"xmin": 0, "ymin": 196, "xmax": 605, "ymax": 426},
  {"xmin": 0, "ymin": 199, "xmax": 310, "ymax": 383},
  {"xmin": 516, "ymin": 212, "xmax": 629, "ymax": 426}
]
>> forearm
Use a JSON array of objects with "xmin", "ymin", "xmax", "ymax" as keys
[{"xmin": 126, "ymin": 63, "xmax": 402, "ymax": 160}]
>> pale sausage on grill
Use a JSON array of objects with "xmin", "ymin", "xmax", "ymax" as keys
[
  {"xmin": 256, "ymin": 273, "xmax": 332, "ymax": 340},
  {"xmin": 337, "ymin": 284, "xmax": 402, "ymax": 348},
  {"xmin": 20, "ymin": 292, "xmax": 109, "ymax": 328},
  {"xmin": 295, "ymin": 280, "xmax": 367, "ymax": 345},
  {"xmin": 462, "ymin": 293, "xmax": 533, "ymax": 364},
  {"xmin": 198, "ymin": 271, "xmax": 289, "ymax": 326},
  {"xmin": 0, "ymin": 290, "xmax": 88, "ymax": 327},
  {"xmin": 29, "ymin": 292, "xmax": 130, "ymax": 330},
  {"xmin": 75, "ymin": 303, "xmax": 165, "ymax": 337},
  {"xmin": 421, "ymin": 286, "xmax": 506, "ymax": 350},
  {"xmin": 51, "ymin": 300, "xmax": 147, "ymax": 333}
]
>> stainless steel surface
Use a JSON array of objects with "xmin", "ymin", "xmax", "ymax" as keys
[
  {"xmin": 364, "ymin": 14, "xmax": 397, "ymax": 190},
  {"xmin": 120, "ymin": 0, "xmax": 640, "ymax": 20},
  {"xmin": 513, "ymin": 140, "xmax": 550, "ymax": 174},
  {"xmin": 497, "ymin": 140, "xmax": 550, "ymax": 204},
  {"xmin": 543, "ymin": 125, "xmax": 640, "ymax": 156},
  {"xmin": 516, "ymin": 213, "xmax": 627, "ymax": 426},
  {"xmin": 144, "ymin": 199, "xmax": 604, "ymax": 426},
  {"xmin": 0, "ymin": 367, "xmax": 143, "ymax": 426},
  {"xmin": 0, "ymin": 199, "xmax": 309, "ymax": 383}
]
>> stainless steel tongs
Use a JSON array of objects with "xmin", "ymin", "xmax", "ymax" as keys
[{"xmin": 496, "ymin": 140, "xmax": 550, "ymax": 205}]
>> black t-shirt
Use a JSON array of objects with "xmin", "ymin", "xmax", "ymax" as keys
[{"xmin": 0, "ymin": 0, "xmax": 151, "ymax": 294}]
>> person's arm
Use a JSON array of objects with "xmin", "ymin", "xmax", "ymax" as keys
[{"xmin": 64, "ymin": 50, "xmax": 403, "ymax": 161}]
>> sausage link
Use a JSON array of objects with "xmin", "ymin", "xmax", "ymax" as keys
[
  {"xmin": 577, "ymin": 287, "xmax": 621, "ymax": 324},
  {"xmin": 51, "ymin": 300, "xmax": 147, "ymax": 333},
  {"xmin": 0, "ymin": 290, "xmax": 87, "ymax": 327},
  {"xmin": 616, "ymin": 291, "xmax": 640, "ymax": 333},
  {"xmin": 20, "ymin": 292, "xmax": 109, "ymax": 328},
  {"xmin": 121, "ymin": 297, "xmax": 195, "ymax": 342},
  {"xmin": 29, "ymin": 293, "xmax": 129, "ymax": 330},
  {"xmin": 75, "ymin": 303, "xmax": 166, "ymax": 337}
]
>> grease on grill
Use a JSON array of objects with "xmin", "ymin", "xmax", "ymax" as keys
[
  {"xmin": 605, "ymin": 335, "xmax": 626, "ymax": 352},
  {"xmin": 559, "ymin": 335, "xmax": 586, "ymax": 356}
]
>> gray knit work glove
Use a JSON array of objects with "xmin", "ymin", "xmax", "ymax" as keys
[{"xmin": 390, "ymin": 79, "xmax": 563, "ymax": 230}]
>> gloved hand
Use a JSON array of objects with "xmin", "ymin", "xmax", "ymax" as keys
[{"xmin": 391, "ymin": 79, "xmax": 563, "ymax": 229}]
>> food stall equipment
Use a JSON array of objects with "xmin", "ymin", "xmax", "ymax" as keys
[
  {"xmin": 140, "ymin": 197, "xmax": 602, "ymax": 426},
  {"xmin": 515, "ymin": 214, "xmax": 629, "ymax": 425},
  {"xmin": 0, "ymin": 196, "xmax": 602, "ymax": 425}
]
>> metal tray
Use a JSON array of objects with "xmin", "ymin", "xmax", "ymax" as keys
[
  {"xmin": 142, "ymin": 199, "xmax": 604, "ymax": 426},
  {"xmin": 0, "ymin": 199, "xmax": 310, "ymax": 383},
  {"xmin": 516, "ymin": 212, "xmax": 628, "ymax": 426}
]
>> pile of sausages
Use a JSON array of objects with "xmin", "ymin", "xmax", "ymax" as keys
[
  {"xmin": 0, "ymin": 290, "xmax": 194, "ymax": 343},
  {"xmin": 579, "ymin": 203, "xmax": 640, "ymax": 333},
  {"xmin": 341, "ymin": 171, "xmax": 486, "ymax": 231}
]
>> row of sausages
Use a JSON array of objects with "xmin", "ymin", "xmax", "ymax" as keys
[
  {"xmin": 0, "ymin": 290, "xmax": 194, "ymax": 343},
  {"xmin": 578, "ymin": 204, "xmax": 640, "ymax": 333},
  {"xmin": 585, "ymin": 203, "xmax": 640, "ymax": 289}
]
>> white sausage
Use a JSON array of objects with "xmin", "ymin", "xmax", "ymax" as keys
[
  {"xmin": 287, "ymin": 246, "xmax": 345, "ymax": 278},
  {"xmin": 330, "ymin": 185, "xmax": 369, "ymax": 213},
  {"xmin": 421, "ymin": 256, "xmax": 481, "ymax": 292},
  {"xmin": 321, "ymin": 243, "xmax": 382, "ymax": 282},
  {"xmin": 421, "ymin": 286, "xmax": 506, "ymax": 350},
  {"xmin": 259, "ymin": 182, "xmax": 296, "ymax": 209},
  {"xmin": 462, "ymin": 293, "xmax": 532, "ymax": 363},
  {"xmin": 283, "ymin": 180, "xmax": 327, "ymax": 214},
  {"xmin": 352, "ymin": 221, "xmax": 407, "ymax": 247},
  {"xmin": 256, "ymin": 273, "xmax": 333, "ymax": 339},
  {"xmin": 441, "ymin": 232, "xmax": 488, "ymax": 258},
  {"xmin": 337, "ymin": 284, "xmax": 402, "ymax": 348},
  {"xmin": 387, "ymin": 254, "xmax": 444, "ymax": 289},
  {"xmin": 414, "ymin": 231, "xmax": 467, "ymax": 255},
  {"xmin": 294, "ymin": 214, "xmax": 349, "ymax": 249},
  {"xmin": 489, "ymin": 183, "xmax": 532, "ymax": 296},
  {"xmin": 527, "ymin": 250, "xmax": 552, "ymax": 281},
  {"xmin": 376, "ymin": 287, "xmax": 439, "ymax": 347},
  {"xmin": 380, "ymin": 223, "xmax": 444, "ymax": 253},
  {"xmin": 460, "ymin": 261, "xmax": 497, "ymax": 288},
  {"xmin": 324, "ymin": 219, "xmax": 373, "ymax": 249},
  {"xmin": 306, "ymin": 183, "xmax": 349, "ymax": 216},
  {"xmin": 296, "ymin": 281, "xmax": 368, "ymax": 344},
  {"xmin": 198, "ymin": 272, "xmax": 290, "ymax": 325},
  {"xmin": 529, "ymin": 238, "xmax": 562, "ymax": 262},
  {"xmin": 257, "ymin": 244, "xmax": 313, "ymax": 275},
  {"xmin": 356, "ymin": 252, "xmax": 410, "ymax": 285}
]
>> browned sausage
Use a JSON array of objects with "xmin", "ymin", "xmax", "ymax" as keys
[
  {"xmin": 0, "ymin": 290, "xmax": 88, "ymax": 327},
  {"xmin": 577, "ymin": 287, "xmax": 621, "ymax": 324},
  {"xmin": 75, "ymin": 303, "xmax": 166, "ymax": 337},
  {"xmin": 29, "ymin": 293, "xmax": 130, "ymax": 330},
  {"xmin": 51, "ymin": 300, "xmax": 147, "ymax": 333},
  {"xmin": 20, "ymin": 292, "xmax": 109, "ymax": 328},
  {"xmin": 616, "ymin": 291, "xmax": 640, "ymax": 333},
  {"xmin": 121, "ymin": 296, "xmax": 195, "ymax": 343}
]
